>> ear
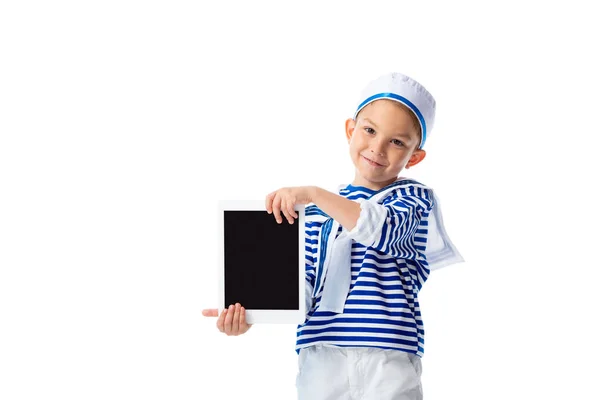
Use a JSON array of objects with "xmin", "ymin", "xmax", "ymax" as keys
[
  {"xmin": 345, "ymin": 118, "xmax": 356, "ymax": 144},
  {"xmin": 406, "ymin": 149, "xmax": 426, "ymax": 169}
]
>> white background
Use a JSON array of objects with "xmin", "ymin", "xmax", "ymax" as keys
[{"xmin": 1, "ymin": 1, "xmax": 599, "ymax": 399}]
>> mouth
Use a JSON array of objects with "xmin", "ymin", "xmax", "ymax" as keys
[{"xmin": 361, "ymin": 155, "xmax": 385, "ymax": 167}]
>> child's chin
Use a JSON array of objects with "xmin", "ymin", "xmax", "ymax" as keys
[{"xmin": 359, "ymin": 165, "xmax": 384, "ymax": 176}]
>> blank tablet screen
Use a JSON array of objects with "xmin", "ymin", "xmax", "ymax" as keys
[{"xmin": 223, "ymin": 210, "xmax": 299, "ymax": 310}]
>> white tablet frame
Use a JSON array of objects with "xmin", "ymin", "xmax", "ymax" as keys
[{"xmin": 218, "ymin": 200, "xmax": 305, "ymax": 324}]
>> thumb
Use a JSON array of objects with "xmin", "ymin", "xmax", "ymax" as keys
[{"xmin": 202, "ymin": 309, "xmax": 219, "ymax": 317}]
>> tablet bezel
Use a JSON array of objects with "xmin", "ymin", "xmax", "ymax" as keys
[{"xmin": 218, "ymin": 200, "xmax": 305, "ymax": 324}]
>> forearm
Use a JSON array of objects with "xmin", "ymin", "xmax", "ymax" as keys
[{"xmin": 311, "ymin": 187, "xmax": 361, "ymax": 231}]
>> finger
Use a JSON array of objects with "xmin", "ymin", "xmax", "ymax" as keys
[
  {"xmin": 231, "ymin": 303, "xmax": 241, "ymax": 336},
  {"xmin": 240, "ymin": 306, "xmax": 251, "ymax": 334},
  {"xmin": 287, "ymin": 200, "xmax": 298, "ymax": 220},
  {"xmin": 272, "ymin": 194, "xmax": 283, "ymax": 224},
  {"xmin": 216, "ymin": 309, "xmax": 226, "ymax": 332},
  {"xmin": 223, "ymin": 304, "xmax": 234, "ymax": 335},
  {"xmin": 265, "ymin": 192, "xmax": 276, "ymax": 214},
  {"xmin": 281, "ymin": 198, "xmax": 294, "ymax": 224},
  {"xmin": 202, "ymin": 309, "xmax": 218, "ymax": 317}
]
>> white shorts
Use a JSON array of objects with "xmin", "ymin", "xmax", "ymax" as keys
[{"xmin": 296, "ymin": 345, "xmax": 423, "ymax": 400}]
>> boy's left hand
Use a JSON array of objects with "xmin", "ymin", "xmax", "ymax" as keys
[{"xmin": 265, "ymin": 186, "xmax": 316, "ymax": 224}]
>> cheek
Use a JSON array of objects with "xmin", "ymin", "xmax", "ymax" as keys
[
  {"xmin": 349, "ymin": 133, "xmax": 366, "ymax": 149},
  {"xmin": 348, "ymin": 136, "xmax": 359, "ymax": 152},
  {"xmin": 390, "ymin": 153, "xmax": 410, "ymax": 169},
  {"xmin": 349, "ymin": 143, "xmax": 359, "ymax": 159}
]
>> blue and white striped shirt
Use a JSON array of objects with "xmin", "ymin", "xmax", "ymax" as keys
[{"xmin": 296, "ymin": 179, "xmax": 434, "ymax": 357}]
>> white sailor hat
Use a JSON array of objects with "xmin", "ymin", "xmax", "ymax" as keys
[{"xmin": 353, "ymin": 72, "xmax": 436, "ymax": 149}]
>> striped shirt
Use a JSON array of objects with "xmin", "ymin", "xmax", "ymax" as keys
[{"xmin": 296, "ymin": 179, "xmax": 434, "ymax": 357}]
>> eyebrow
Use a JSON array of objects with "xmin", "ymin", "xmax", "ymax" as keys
[
  {"xmin": 363, "ymin": 117, "xmax": 380, "ymax": 129},
  {"xmin": 363, "ymin": 118, "xmax": 416, "ymax": 142}
]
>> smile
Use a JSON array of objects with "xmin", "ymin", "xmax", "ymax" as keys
[{"xmin": 361, "ymin": 155, "xmax": 385, "ymax": 167}]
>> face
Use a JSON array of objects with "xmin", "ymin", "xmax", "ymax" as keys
[{"xmin": 346, "ymin": 99, "xmax": 426, "ymax": 191}]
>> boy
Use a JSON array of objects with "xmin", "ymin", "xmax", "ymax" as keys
[{"xmin": 203, "ymin": 72, "xmax": 463, "ymax": 399}]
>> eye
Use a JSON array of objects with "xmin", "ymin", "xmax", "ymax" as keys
[
  {"xmin": 364, "ymin": 127, "xmax": 375, "ymax": 134},
  {"xmin": 391, "ymin": 139, "xmax": 404, "ymax": 147}
]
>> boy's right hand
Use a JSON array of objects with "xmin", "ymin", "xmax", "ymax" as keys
[{"xmin": 202, "ymin": 303, "xmax": 252, "ymax": 336}]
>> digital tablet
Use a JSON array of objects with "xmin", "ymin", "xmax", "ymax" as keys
[{"xmin": 218, "ymin": 201, "xmax": 305, "ymax": 324}]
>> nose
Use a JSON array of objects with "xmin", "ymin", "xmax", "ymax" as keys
[{"xmin": 370, "ymin": 138, "xmax": 385, "ymax": 156}]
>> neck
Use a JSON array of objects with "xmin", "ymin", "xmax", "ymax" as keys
[{"xmin": 351, "ymin": 172, "xmax": 397, "ymax": 191}]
